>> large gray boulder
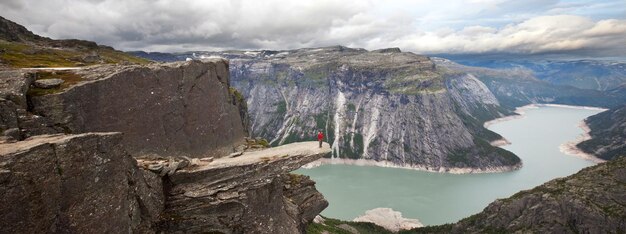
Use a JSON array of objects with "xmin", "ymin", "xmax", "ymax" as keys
[
  {"xmin": 30, "ymin": 59, "xmax": 246, "ymax": 158},
  {"xmin": 0, "ymin": 133, "xmax": 163, "ymax": 233}
]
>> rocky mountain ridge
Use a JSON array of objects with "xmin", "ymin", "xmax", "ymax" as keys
[
  {"xmin": 437, "ymin": 56, "xmax": 626, "ymax": 91},
  {"xmin": 433, "ymin": 58, "xmax": 626, "ymax": 109},
  {"xmin": 0, "ymin": 16, "xmax": 149, "ymax": 68}
]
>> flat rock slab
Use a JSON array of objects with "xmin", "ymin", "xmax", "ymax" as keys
[
  {"xmin": 160, "ymin": 141, "xmax": 332, "ymax": 233},
  {"xmin": 34, "ymin": 79, "xmax": 64, "ymax": 89},
  {"xmin": 181, "ymin": 141, "xmax": 330, "ymax": 172}
]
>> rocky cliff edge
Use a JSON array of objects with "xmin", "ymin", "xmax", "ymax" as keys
[{"xmin": 0, "ymin": 59, "xmax": 330, "ymax": 233}]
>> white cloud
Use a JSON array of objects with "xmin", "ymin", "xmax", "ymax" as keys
[
  {"xmin": 0, "ymin": 0, "xmax": 624, "ymax": 56},
  {"xmin": 389, "ymin": 15, "xmax": 626, "ymax": 55}
]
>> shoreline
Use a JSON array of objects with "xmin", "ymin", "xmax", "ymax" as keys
[
  {"xmin": 485, "ymin": 103, "xmax": 607, "ymax": 163},
  {"xmin": 559, "ymin": 120, "xmax": 606, "ymax": 163},
  {"xmin": 302, "ymin": 103, "xmax": 606, "ymax": 173},
  {"xmin": 301, "ymin": 158, "xmax": 522, "ymax": 174},
  {"xmin": 483, "ymin": 103, "xmax": 607, "ymax": 128}
]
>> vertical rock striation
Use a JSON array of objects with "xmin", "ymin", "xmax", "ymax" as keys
[{"xmin": 193, "ymin": 47, "xmax": 521, "ymax": 171}]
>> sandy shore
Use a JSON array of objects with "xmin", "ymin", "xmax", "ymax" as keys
[
  {"xmin": 489, "ymin": 138, "xmax": 511, "ymax": 147},
  {"xmin": 301, "ymin": 158, "xmax": 522, "ymax": 174},
  {"xmin": 559, "ymin": 120, "xmax": 606, "ymax": 163}
]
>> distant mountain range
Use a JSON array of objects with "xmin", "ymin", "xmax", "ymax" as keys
[{"xmin": 435, "ymin": 54, "xmax": 626, "ymax": 92}]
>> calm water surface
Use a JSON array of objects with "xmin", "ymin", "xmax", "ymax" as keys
[{"xmin": 296, "ymin": 106, "xmax": 602, "ymax": 225}]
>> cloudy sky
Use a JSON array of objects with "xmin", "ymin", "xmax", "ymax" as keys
[{"xmin": 2, "ymin": 0, "xmax": 625, "ymax": 57}]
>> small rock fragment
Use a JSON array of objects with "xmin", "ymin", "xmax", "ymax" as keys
[
  {"xmin": 3, "ymin": 128, "xmax": 21, "ymax": 141},
  {"xmin": 34, "ymin": 79, "xmax": 64, "ymax": 89}
]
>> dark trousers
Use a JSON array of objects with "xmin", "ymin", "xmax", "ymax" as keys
[{"xmin": 318, "ymin": 140, "xmax": 322, "ymax": 148}]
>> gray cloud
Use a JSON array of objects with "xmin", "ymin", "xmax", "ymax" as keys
[{"xmin": 1, "ymin": 0, "xmax": 625, "ymax": 57}]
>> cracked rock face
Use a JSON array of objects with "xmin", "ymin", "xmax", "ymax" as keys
[
  {"xmin": 158, "ymin": 142, "xmax": 330, "ymax": 233},
  {"xmin": 0, "ymin": 133, "xmax": 163, "ymax": 233},
  {"xmin": 29, "ymin": 59, "xmax": 246, "ymax": 158}
]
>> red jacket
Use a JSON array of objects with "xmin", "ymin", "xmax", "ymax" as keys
[{"xmin": 317, "ymin": 132, "xmax": 324, "ymax": 141}]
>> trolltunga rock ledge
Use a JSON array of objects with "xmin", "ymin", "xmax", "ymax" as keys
[{"xmin": 157, "ymin": 141, "xmax": 331, "ymax": 233}]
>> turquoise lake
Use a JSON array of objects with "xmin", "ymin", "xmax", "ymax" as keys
[{"xmin": 296, "ymin": 105, "xmax": 603, "ymax": 225}]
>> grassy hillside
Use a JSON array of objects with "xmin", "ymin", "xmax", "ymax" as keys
[
  {"xmin": 0, "ymin": 40, "xmax": 150, "ymax": 68},
  {"xmin": 0, "ymin": 16, "xmax": 150, "ymax": 68}
]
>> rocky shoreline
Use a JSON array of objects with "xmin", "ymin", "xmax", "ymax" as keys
[
  {"xmin": 559, "ymin": 120, "xmax": 606, "ymax": 163},
  {"xmin": 301, "ymin": 157, "xmax": 522, "ymax": 174}
]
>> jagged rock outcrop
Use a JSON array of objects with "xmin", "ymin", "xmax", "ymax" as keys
[
  {"xmin": 149, "ymin": 46, "xmax": 520, "ymax": 171},
  {"xmin": 0, "ymin": 70, "xmax": 58, "ymax": 140},
  {"xmin": 577, "ymin": 104, "xmax": 626, "ymax": 160},
  {"xmin": 27, "ymin": 59, "xmax": 246, "ymax": 158},
  {"xmin": 406, "ymin": 156, "xmax": 626, "ymax": 233},
  {"xmin": 0, "ymin": 133, "xmax": 163, "ymax": 233},
  {"xmin": 157, "ymin": 142, "xmax": 330, "ymax": 233}
]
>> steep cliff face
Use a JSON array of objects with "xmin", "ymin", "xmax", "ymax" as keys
[
  {"xmin": 27, "ymin": 59, "xmax": 246, "ymax": 158},
  {"xmin": 192, "ymin": 47, "xmax": 520, "ymax": 171},
  {"xmin": 577, "ymin": 105, "xmax": 626, "ymax": 160},
  {"xmin": 405, "ymin": 156, "xmax": 626, "ymax": 234}
]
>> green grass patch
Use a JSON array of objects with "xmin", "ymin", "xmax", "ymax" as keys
[
  {"xmin": 0, "ymin": 40, "xmax": 150, "ymax": 68},
  {"xmin": 307, "ymin": 216, "xmax": 393, "ymax": 234},
  {"xmin": 276, "ymin": 100, "xmax": 287, "ymax": 114}
]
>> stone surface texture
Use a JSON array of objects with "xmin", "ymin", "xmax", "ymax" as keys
[{"xmin": 30, "ymin": 59, "xmax": 246, "ymax": 158}]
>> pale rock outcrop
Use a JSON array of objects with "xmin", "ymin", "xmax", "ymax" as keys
[{"xmin": 353, "ymin": 208, "xmax": 423, "ymax": 232}]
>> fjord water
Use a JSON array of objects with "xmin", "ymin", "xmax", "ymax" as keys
[{"xmin": 297, "ymin": 106, "xmax": 602, "ymax": 225}]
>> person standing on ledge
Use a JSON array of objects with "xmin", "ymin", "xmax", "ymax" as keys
[{"xmin": 317, "ymin": 131, "xmax": 324, "ymax": 148}]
